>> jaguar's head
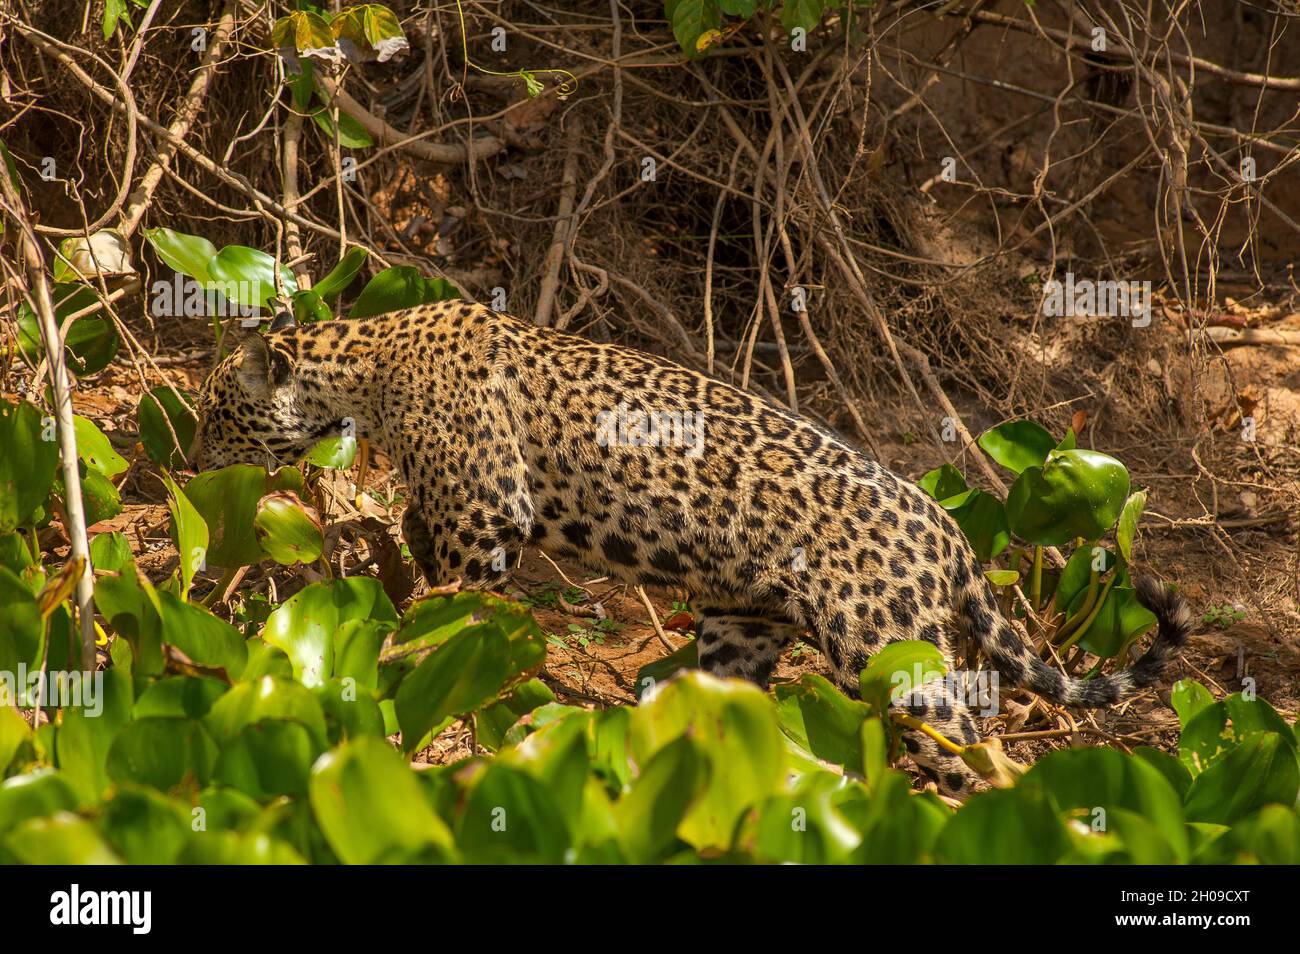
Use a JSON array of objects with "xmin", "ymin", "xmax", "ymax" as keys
[{"xmin": 190, "ymin": 326, "xmax": 339, "ymax": 471}]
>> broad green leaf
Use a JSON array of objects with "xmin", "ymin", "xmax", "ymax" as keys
[
  {"xmin": 1020, "ymin": 747, "xmax": 1188, "ymax": 860},
  {"xmin": 271, "ymin": 9, "xmax": 333, "ymax": 50},
  {"xmin": 456, "ymin": 762, "xmax": 569, "ymax": 863},
  {"xmin": 264, "ymin": 577, "xmax": 397, "ymax": 689},
  {"xmin": 215, "ymin": 721, "xmax": 316, "ymax": 798},
  {"xmin": 156, "ymin": 591, "xmax": 247, "ymax": 678},
  {"xmin": 858, "ymin": 639, "xmax": 947, "ymax": 716},
  {"xmin": 177, "ymin": 830, "xmax": 306, "ymax": 864},
  {"xmin": 254, "ymin": 491, "xmax": 323, "ymax": 565},
  {"xmin": 5, "ymin": 812, "xmax": 122, "ymax": 864},
  {"xmin": 935, "ymin": 786, "xmax": 1072, "ymax": 863},
  {"xmin": 916, "ymin": 463, "xmax": 969, "ymax": 503},
  {"xmin": 289, "ymin": 289, "xmax": 332, "ymax": 324},
  {"xmin": 134, "ymin": 676, "xmax": 229, "ymax": 720},
  {"xmin": 774, "ymin": 674, "xmax": 870, "ymax": 769},
  {"xmin": 1193, "ymin": 805, "xmax": 1300, "ymax": 864},
  {"xmin": 309, "ymin": 735, "xmax": 453, "ymax": 863},
  {"xmin": 978, "ymin": 420, "xmax": 1057, "ymax": 475},
  {"xmin": 73, "ymin": 415, "xmax": 127, "ymax": 477},
  {"xmin": 137, "ymin": 386, "xmax": 197, "ymax": 471},
  {"xmin": 182, "ymin": 464, "xmax": 304, "ymax": 568},
  {"xmin": 162, "ymin": 471, "xmax": 208, "ymax": 596},
  {"xmin": 0, "ymin": 705, "xmax": 29, "ymax": 775},
  {"xmin": 1006, "ymin": 449, "xmax": 1131, "ymax": 546},
  {"xmin": 207, "ymin": 246, "xmax": 298, "ymax": 309},
  {"xmin": 781, "ymin": 0, "xmax": 825, "ymax": 34},
  {"xmin": 0, "ymin": 567, "xmax": 42, "ymax": 680},
  {"xmin": 1170, "ymin": 679, "xmax": 1215, "ymax": 730},
  {"xmin": 97, "ymin": 785, "xmax": 192, "ymax": 864},
  {"xmin": 1183, "ymin": 734, "xmax": 1300, "ymax": 825},
  {"xmin": 1071, "ymin": 584, "xmax": 1157, "ymax": 659},
  {"xmin": 670, "ymin": 0, "xmax": 722, "ymax": 55},
  {"xmin": 0, "ymin": 399, "xmax": 59, "ymax": 532},
  {"xmin": 105, "ymin": 717, "xmax": 219, "ymax": 793},
  {"xmin": 17, "ymin": 285, "xmax": 120, "ymax": 375},
  {"xmin": 613, "ymin": 736, "xmax": 708, "ymax": 863},
  {"xmin": 309, "ymin": 107, "xmax": 375, "ymax": 149},
  {"xmin": 394, "ymin": 624, "xmax": 511, "ymax": 753},
  {"xmin": 143, "ymin": 227, "xmax": 217, "ymax": 283},
  {"xmin": 89, "ymin": 531, "xmax": 132, "ymax": 573},
  {"xmin": 630, "ymin": 671, "xmax": 785, "ymax": 850},
  {"xmin": 313, "ymin": 247, "xmax": 368, "ymax": 301},
  {"xmin": 948, "ymin": 489, "xmax": 1010, "ymax": 561},
  {"xmin": 0, "ymin": 771, "xmax": 81, "ymax": 835},
  {"xmin": 205, "ymin": 676, "xmax": 329, "ymax": 754},
  {"xmin": 52, "ymin": 667, "xmax": 133, "ymax": 802},
  {"xmin": 348, "ymin": 267, "xmax": 459, "ymax": 318},
  {"xmin": 476, "ymin": 678, "xmax": 556, "ymax": 753},
  {"xmin": 745, "ymin": 772, "xmax": 861, "ymax": 864}
]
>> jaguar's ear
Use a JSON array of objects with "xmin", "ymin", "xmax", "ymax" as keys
[
  {"xmin": 269, "ymin": 309, "xmax": 297, "ymax": 332},
  {"xmin": 237, "ymin": 334, "xmax": 292, "ymax": 396}
]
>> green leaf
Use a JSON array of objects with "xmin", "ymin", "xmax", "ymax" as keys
[
  {"xmin": 309, "ymin": 107, "xmax": 375, "ymax": 149},
  {"xmin": 1021, "ymin": 747, "xmax": 1189, "ymax": 860},
  {"xmin": 309, "ymin": 735, "xmax": 453, "ymax": 863},
  {"xmin": 5, "ymin": 812, "xmax": 122, "ymax": 864},
  {"xmin": 304, "ymin": 434, "xmax": 357, "ymax": 468},
  {"xmin": 1178, "ymin": 693, "xmax": 1296, "ymax": 777},
  {"xmin": 271, "ymin": 9, "xmax": 334, "ymax": 50},
  {"xmin": 162, "ymin": 471, "xmax": 208, "ymax": 596},
  {"xmin": 348, "ymin": 266, "xmax": 460, "ymax": 319},
  {"xmin": 254, "ymin": 491, "xmax": 323, "ymax": 565},
  {"xmin": 630, "ymin": 671, "xmax": 785, "ymax": 850},
  {"xmin": 858, "ymin": 639, "xmax": 947, "ymax": 715},
  {"xmin": 0, "ymin": 705, "xmax": 29, "ymax": 775},
  {"xmin": 670, "ymin": 0, "xmax": 722, "ymax": 55},
  {"xmin": 313, "ymin": 247, "xmax": 369, "ymax": 301},
  {"xmin": 936, "ymin": 786, "xmax": 1072, "ymax": 863},
  {"xmin": 0, "ymin": 771, "xmax": 81, "ymax": 836},
  {"xmin": 157, "ymin": 591, "xmax": 248, "ymax": 678},
  {"xmin": 1116, "ymin": 489, "xmax": 1147, "ymax": 562},
  {"xmin": 984, "ymin": 569, "xmax": 1019, "ymax": 586},
  {"xmin": 1170, "ymin": 679, "xmax": 1215, "ymax": 730},
  {"xmin": 17, "ymin": 284, "xmax": 121, "ymax": 375},
  {"xmin": 978, "ymin": 420, "xmax": 1058, "ymax": 475},
  {"xmin": 746, "ymin": 772, "xmax": 861, "ymax": 864},
  {"xmin": 105, "ymin": 717, "xmax": 219, "ymax": 793},
  {"xmin": 290, "ymin": 289, "xmax": 333, "ymax": 324},
  {"xmin": 215, "ymin": 721, "xmax": 316, "ymax": 798},
  {"xmin": 0, "ymin": 399, "xmax": 59, "ymax": 532},
  {"xmin": 456, "ymin": 762, "xmax": 570, "ymax": 863},
  {"xmin": 137, "ymin": 386, "xmax": 197, "ymax": 471},
  {"xmin": 0, "ymin": 567, "xmax": 43, "ymax": 680},
  {"xmin": 98, "ymin": 786, "xmax": 192, "ymax": 864},
  {"xmin": 1183, "ymin": 734, "xmax": 1300, "ymax": 825},
  {"xmin": 181, "ymin": 464, "xmax": 304, "ymax": 568},
  {"xmin": 394, "ymin": 624, "xmax": 512, "ymax": 753},
  {"xmin": 947, "ymin": 489, "xmax": 1011, "ymax": 561},
  {"xmin": 1071, "ymin": 584, "xmax": 1157, "ymax": 659},
  {"xmin": 1006, "ymin": 449, "xmax": 1131, "ymax": 546},
  {"xmin": 476, "ymin": 678, "xmax": 556, "ymax": 753},
  {"xmin": 774, "ymin": 674, "xmax": 870, "ymax": 769},
  {"xmin": 916, "ymin": 463, "xmax": 968, "ymax": 503},
  {"xmin": 89, "ymin": 531, "xmax": 132, "ymax": 573},
  {"xmin": 613, "ymin": 735, "xmax": 709, "ymax": 863},
  {"xmin": 177, "ymin": 830, "xmax": 306, "ymax": 864},
  {"xmin": 73, "ymin": 415, "xmax": 127, "ymax": 477},
  {"xmin": 208, "ymin": 246, "xmax": 299, "ymax": 309},
  {"xmin": 134, "ymin": 676, "xmax": 229, "ymax": 720},
  {"xmin": 781, "ymin": 0, "xmax": 825, "ymax": 34},
  {"xmin": 264, "ymin": 577, "xmax": 397, "ymax": 689},
  {"xmin": 64, "ymin": 465, "xmax": 122, "ymax": 526},
  {"xmin": 205, "ymin": 676, "xmax": 329, "ymax": 754},
  {"xmin": 52, "ymin": 667, "xmax": 133, "ymax": 802},
  {"xmin": 143, "ymin": 227, "xmax": 217, "ymax": 284}
]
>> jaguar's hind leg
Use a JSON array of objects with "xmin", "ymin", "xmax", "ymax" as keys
[{"xmin": 693, "ymin": 605, "xmax": 803, "ymax": 690}]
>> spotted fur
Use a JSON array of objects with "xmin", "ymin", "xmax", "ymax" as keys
[{"xmin": 192, "ymin": 301, "xmax": 1192, "ymax": 794}]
